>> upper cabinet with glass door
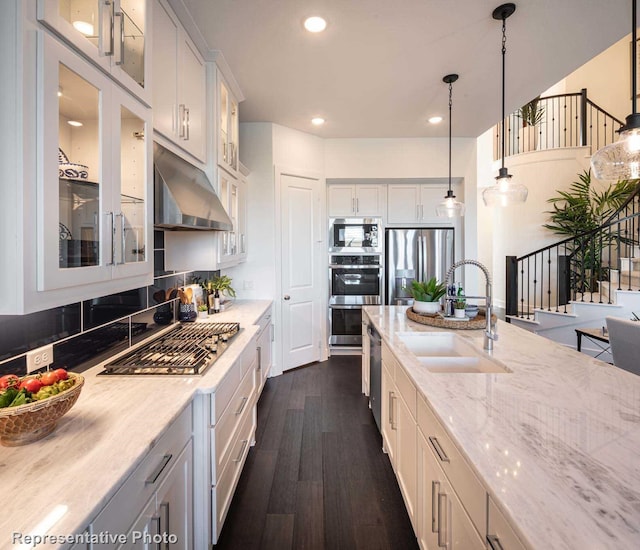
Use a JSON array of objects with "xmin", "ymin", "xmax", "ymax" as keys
[
  {"xmin": 217, "ymin": 69, "xmax": 239, "ymax": 175},
  {"xmin": 39, "ymin": 32, "xmax": 152, "ymax": 293},
  {"xmin": 37, "ymin": 0, "xmax": 152, "ymax": 106}
]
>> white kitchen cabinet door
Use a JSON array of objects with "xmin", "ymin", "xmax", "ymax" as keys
[
  {"xmin": 217, "ymin": 170, "xmax": 240, "ymax": 268},
  {"xmin": 387, "ymin": 184, "xmax": 421, "ymax": 223},
  {"xmin": 217, "ymin": 71, "xmax": 240, "ymax": 175},
  {"xmin": 152, "ymin": 0, "xmax": 206, "ymax": 162},
  {"xmin": 155, "ymin": 440, "xmax": 193, "ymax": 550},
  {"xmin": 361, "ymin": 320, "xmax": 370, "ymax": 396},
  {"xmin": 38, "ymin": 0, "xmax": 152, "ymax": 105},
  {"xmin": 328, "ymin": 184, "xmax": 385, "ymax": 217},
  {"xmin": 117, "ymin": 496, "xmax": 158, "ymax": 550},
  {"xmin": 237, "ymin": 174, "xmax": 248, "ymax": 261},
  {"xmin": 257, "ymin": 311, "xmax": 273, "ymax": 391},
  {"xmin": 417, "ymin": 430, "xmax": 484, "ymax": 550},
  {"xmin": 381, "ymin": 360, "xmax": 397, "ymax": 464},
  {"xmin": 396, "ymin": 385, "xmax": 417, "ymax": 528},
  {"xmin": 420, "ymin": 184, "xmax": 450, "ymax": 224},
  {"xmin": 39, "ymin": 31, "xmax": 152, "ymax": 292},
  {"xmin": 328, "ymin": 185, "xmax": 356, "ymax": 217}
]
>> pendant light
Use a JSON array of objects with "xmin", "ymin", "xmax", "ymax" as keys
[
  {"xmin": 436, "ymin": 74, "xmax": 465, "ymax": 218},
  {"xmin": 482, "ymin": 3, "xmax": 528, "ymax": 207},
  {"xmin": 591, "ymin": 0, "xmax": 640, "ymax": 180}
]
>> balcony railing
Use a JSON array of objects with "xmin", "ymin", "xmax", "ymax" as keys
[{"xmin": 494, "ymin": 89, "xmax": 624, "ymax": 159}]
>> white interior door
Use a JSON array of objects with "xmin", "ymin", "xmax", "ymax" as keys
[{"xmin": 279, "ymin": 171, "xmax": 324, "ymax": 371}]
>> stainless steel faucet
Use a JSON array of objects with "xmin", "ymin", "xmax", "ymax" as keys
[{"xmin": 445, "ymin": 259, "xmax": 498, "ymax": 351}]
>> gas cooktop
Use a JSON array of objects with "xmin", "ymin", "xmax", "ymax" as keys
[{"xmin": 101, "ymin": 322, "xmax": 241, "ymax": 375}]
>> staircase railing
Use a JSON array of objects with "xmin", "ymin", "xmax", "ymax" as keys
[
  {"xmin": 494, "ymin": 89, "xmax": 624, "ymax": 159},
  {"xmin": 506, "ymin": 185, "xmax": 640, "ymax": 319}
]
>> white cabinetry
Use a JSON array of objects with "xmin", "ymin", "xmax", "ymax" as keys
[
  {"xmin": 328, "ymin": 184, "xmax": 385, "ymax": 217},
  {"xmin": 217, "ymin": 69, "xmax": 240, "ymax": 175},
  {"xmin": 152, "ymin": 0, "xmax": 206, "ymax": 162},
  {"xmin": 387, "ymin": 184, "xmax": 451, "ymax": 224},
  {"xmin": 91, "ymin": 403, "xmax": 193, "ymax": 549},
  {"xmin": 39, "ymin": 31, "xmax": 152, "ymax": 293},
  {"xmin": 217, "ymin": 168, "xmax": 248, "ymax": 268},
  {"xmin": 256, "ymin": 307, "xmax": 274, "ymax": 392},
  {"xmin": 487, "ymin": 496, "xmax": 527, "ymax": 550},
  {"xmin": 362, "ymin": 319, "xmax": 370, "ymax": 396},
  {"xmin": 381, "ymin": 346, "xmax": 417, "ymax": 526},
  {"xmin": 37, "ymin": 0, "xmax": 152, "ymax": 105},
  {"xmin": 417, "ymin": 430, "xmax": 483, "ymax": 550}
]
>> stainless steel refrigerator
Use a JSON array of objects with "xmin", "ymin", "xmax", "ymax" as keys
[{"xmin": 385, "ymin": 228, "xmax": 454, "ymax": 305}]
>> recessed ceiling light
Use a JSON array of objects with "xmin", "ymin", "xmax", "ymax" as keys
[
  {"xmin": 304, "ymin": 16, "xmax": 327, "ymax": 33},
  {"xmin": 68, "ymin": 120, "xmax": 83, "ymax": 127},
  {"xmin": 428, "ymin": 116, "xmax": 443, "ymax": 124},
  {"xmin": 311, "ymin": 117, "xmax": 325, "ymax": 126},
  {"xmin": 72, "ymin": 20, "xmax": 94, "ymax": 36}
]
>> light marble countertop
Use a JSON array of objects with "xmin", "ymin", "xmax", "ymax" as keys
[
  {"xmin": 363, "ymin": 305, "xmax": 640, "ymax": 550},
  {"xmin": 0, "ymin": 300, "xmax": 272, "ymax": 549}
]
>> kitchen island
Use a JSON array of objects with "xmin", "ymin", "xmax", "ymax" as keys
[
  {"xmin": 363, "ymin": 305, "xmax": 640, "ymax": 550},
  {"xmin": 0, "ymin": 300, "xmax": 272, "ymax": 549}
]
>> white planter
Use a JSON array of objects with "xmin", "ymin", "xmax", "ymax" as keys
[
  {"xmin": 198, "ymin": 311, "xmax": 208, "ymax": 319},
  {"xmin": 412, "ymin": 300, "xmax": 440, "ymax": 315},
  {"xmin": 454, "ymin": 308, "xmax": 466, "ymax": 319}
]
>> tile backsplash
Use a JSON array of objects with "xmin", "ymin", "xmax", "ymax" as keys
[{"xmin": 0, "ymin": 230, "xmax": 219, "ymax": 376}]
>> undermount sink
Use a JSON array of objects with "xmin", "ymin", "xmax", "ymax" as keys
[{"xmin": 396, "ymin": 332, "xmax": 511, "ymax": 374}]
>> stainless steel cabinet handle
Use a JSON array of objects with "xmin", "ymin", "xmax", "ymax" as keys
[
  {"xmin": 389, "ymin": 391, "xmax": 396, "ymax": 429},
  {"xmin": 235, "ymin": 396, "xmax": 249, "ymax": 416},
  {"xmin": 114, "ymin": 10, "xmax": 124, "ymax": 65},
  {"xmin": 98, "ymin": 0, "xmax": 114, "ymax": 56},
  {"xmin": 184, "ymin": 107, "xmax": 190, "ymax": 140},
  {"xmin": 234, "ymin": 439, "xmax": 249, "ymax": 462},
  {"xmin": 356, "ymin": 197, "xmax": 359, "ymax": 213},
  {"xmin": 145, "ymin": 454, "xmax": 172, "ymax": 485},
  {"xmin": 257, "ymin": 346, "xmax": 262, "ymax": 371},
  {"xmin": 352, "ymin": 197, "xmax": 356, "ymax": 214},
  {"xmin": 284, "ymin": 295, "xmax": 291, "ymax": 300},
  {"xmin": 487, "ymin": 535, "xmax": 505, "ymax": 550},
  {"xmin": 431, "ymin": 480, "xmax": 440, "ymax": 532},
  {"xmin": 178, "ymin": 104, "xmax": 186, "ymax": 138},
  {"xmin": 116, "ymin": 212, "xmax": 126, "ymax": 265},
  {"xmin": 429, "ymin": 436, "xmax": 450, "ymax": 463},
  {"xmin": 437, "ymin": 492, "xmax": 449, "ymax": 549},
  {"xmin": 108, "ymin": 212, "xmax": 115, "ymax": 266},
  {"xmin": 416, "ymin": 204, "xmax": 420, "ymax": 220}
]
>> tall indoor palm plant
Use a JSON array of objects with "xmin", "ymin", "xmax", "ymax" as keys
[{"xmin": 543, "ymin": 170, "xmax": 637, "ymax": 293}]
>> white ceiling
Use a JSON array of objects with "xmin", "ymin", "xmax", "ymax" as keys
[{"xmin": 178, "ymin": 0, "xmax": 629, "ymax": 139}]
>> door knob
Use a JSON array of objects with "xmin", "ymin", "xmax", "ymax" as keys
[{"xmin": 284, "ymin": 295, "xmax": 291, "ymax": 300}]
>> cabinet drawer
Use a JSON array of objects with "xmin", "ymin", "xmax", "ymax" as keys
[
  {"xmin": 488, "ymin": 496, "xmax": 528, "ymax": 550},
  {"xmin": 417, "ymin": 395, "xmax": 486, "ymax": 539},
  {"xmin": 212, "ymin": 365, "xmax": 255, "ymax": 481},
  {"xmin": 395, "ymin": 363, "xmax": 416, "ymax": 419},
  {"xmin": 257, "ymin": 308, "xmax": 272, "ymax": 332},
  {"xmin": 91, "ymin": 403, "xmax": 193, "ymax": 543},
  {"xmin": 211, "ymin": 357, "xmax": 243, "ymax": 424},
  {"xmin": 212, "ymin": 403, "xmax": 255, "ymax": 540}
]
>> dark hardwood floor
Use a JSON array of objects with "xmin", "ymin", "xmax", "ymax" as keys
[{"xmin": 214, "ymin": 355, "xmax": 419, "ymax": 550}]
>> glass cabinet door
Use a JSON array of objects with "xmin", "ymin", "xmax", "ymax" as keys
[
  {"xmin": 219, "ymin": 78, "xmax": 229, "ymax": 167},
  {"xmin": 112, "ymin": 87, "xmax": 151, "ymax": 278},
  {"xmin": 38, "ymin": 0, "xmax": 150, "ymax": 105}
]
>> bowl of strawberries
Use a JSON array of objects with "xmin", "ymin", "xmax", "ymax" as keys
[{"xmin": 0, "ymin": 369, "xmax": 84, "ymax": 446}]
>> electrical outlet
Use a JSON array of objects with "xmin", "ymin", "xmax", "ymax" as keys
[
  {"xmin": 243, "ymin": 280, "xmax": 254, "ymax": 290},
  {"xmin": 26, "ymin": 344, "xmax": 54, "ymax": 374}
]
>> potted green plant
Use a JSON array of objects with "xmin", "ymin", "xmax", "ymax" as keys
[
  {"xmin": 197, "ymin": 304, "xmax": 208, "ymax": 319},
  {"xmin": 517, "ymin": 97, "xmax": 544, "ymax": 152},
  {"xmin": 202, "ymin": 275, "xmax": 236, "ymax": 313},
  {"xmin": 454, "ymin": 298, "xmax": 467, "ymax": 319},
  {"xmin": 405, "ymin": 277, "xmax": 447, "ymax": 315},
  {"xmin": 543, "ymin": 170, "xmax": 636, "ymax": 294}
]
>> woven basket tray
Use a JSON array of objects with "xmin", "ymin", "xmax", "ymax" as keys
[
  {"xmin": 0, "ymin": 373, "xmax": 84, "ymax": 446},
  {"xmin": 407, "ymin": 307, "xmax": 496, "ymax": 330}
]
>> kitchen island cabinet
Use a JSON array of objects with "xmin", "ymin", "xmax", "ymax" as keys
[
  {"xmin": 0, "ymin": 300, "xmax": 272, "ymax": 550},
  {"xmin": 363, "ymin": 305, "xmax": 640, "ymax": 550}
]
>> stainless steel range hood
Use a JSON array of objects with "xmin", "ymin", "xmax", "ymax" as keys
[{"xmin": 154, "ymin": 142, "xmax": 233, "ymax": 231}]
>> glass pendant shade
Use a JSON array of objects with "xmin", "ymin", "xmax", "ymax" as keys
[
  {"xmin": 591, "ymin": 125, "xmax": 640, "ymax": 181},
  {"xmin": 482, "ymin": 168, "xmax": 528, "ymax": 207},
  {"xmin": 436, "ymin": 191, "xmax": 465, "ymax": 217}
]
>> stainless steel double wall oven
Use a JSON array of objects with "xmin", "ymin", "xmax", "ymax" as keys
[{"xmin": 328, "ymin": 218, "xmax": 383, "ymax": 346}]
